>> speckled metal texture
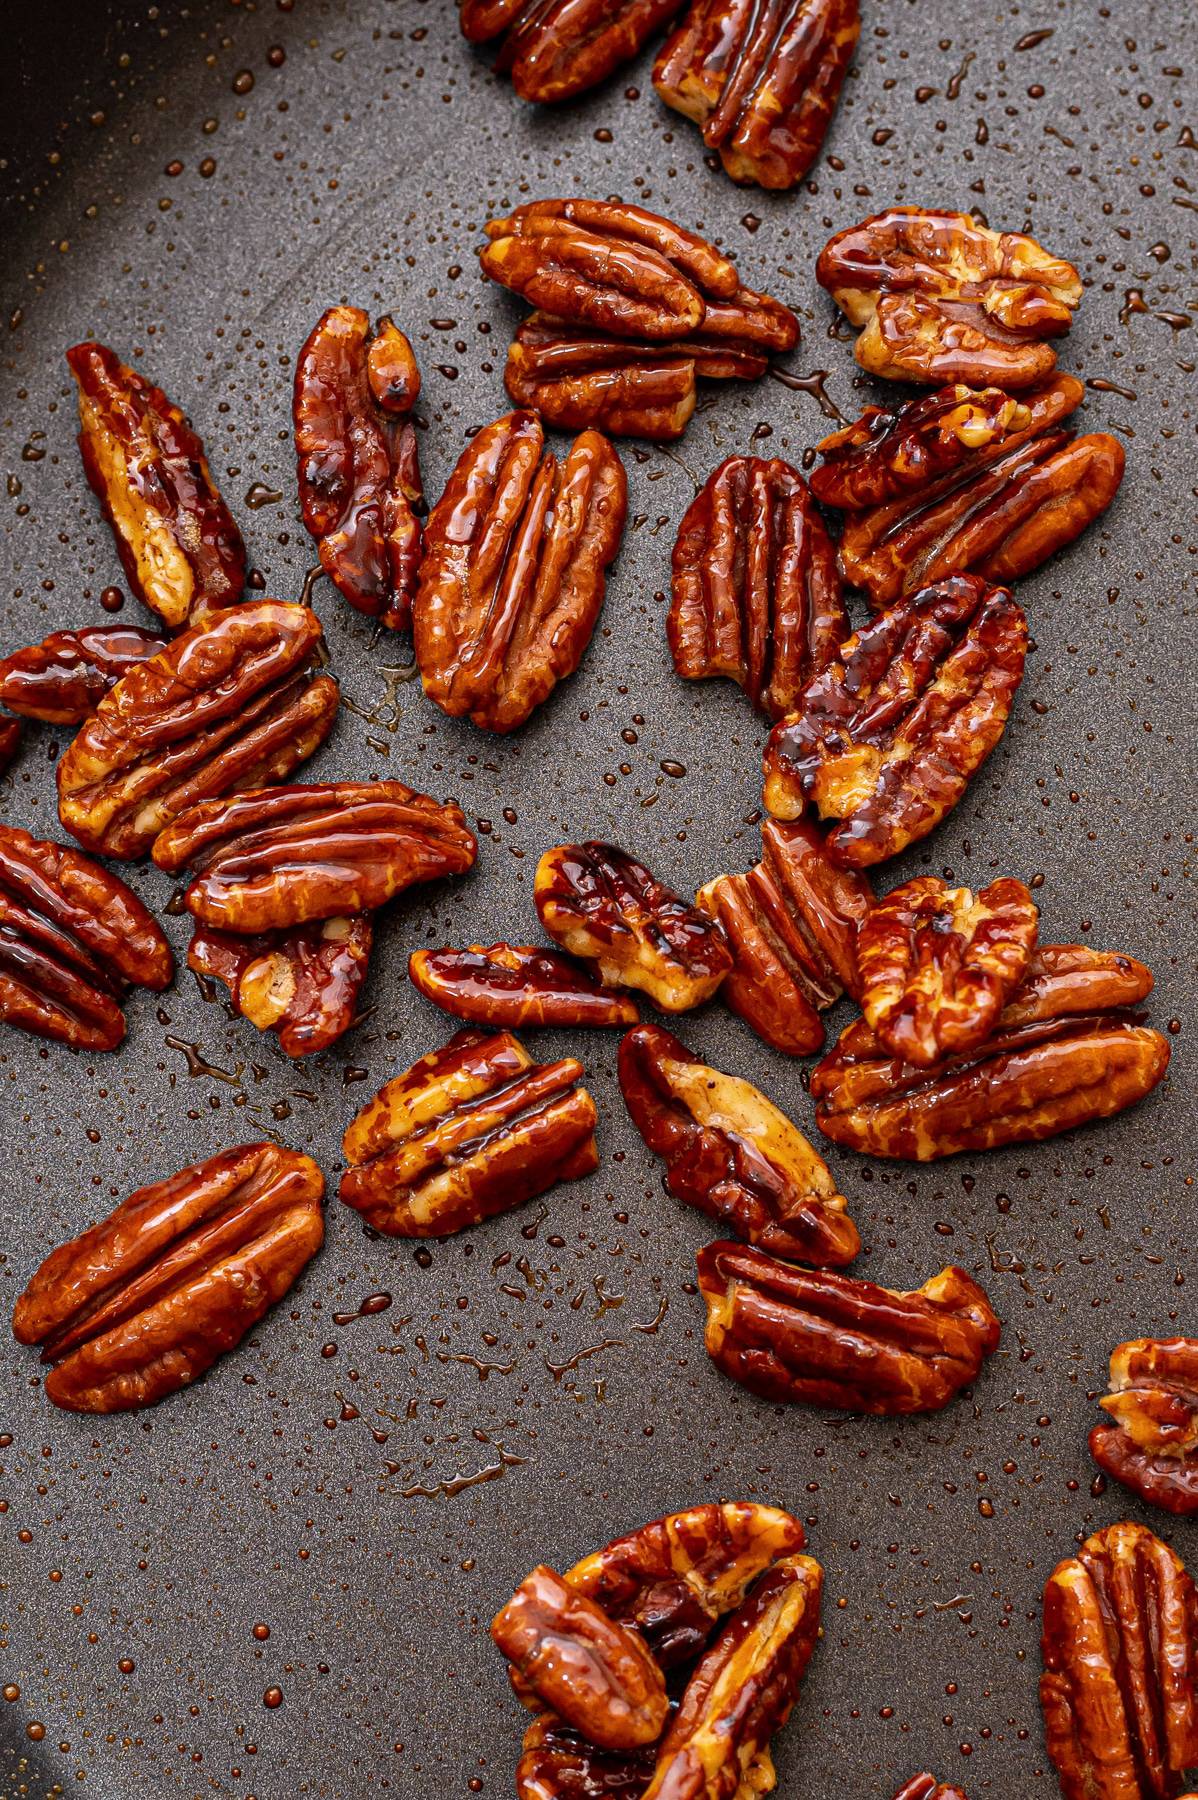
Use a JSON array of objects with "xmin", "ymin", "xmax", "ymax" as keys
[{"xmin": 0, "ymin": 3, "xmax": 1194, "ymax": 1796}]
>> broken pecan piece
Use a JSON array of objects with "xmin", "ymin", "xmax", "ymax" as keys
[
  {"xmin": 409, "ymin": 944, "xmax": 639, "ymax": 1030},
  {"xmin": 536, "ymin": 841, "xmax": 732, "ymax": 1012},
  {"xmin": 0, "ymin": 821, "xmax": 173, "ymax": 1051},
  {"xmin": 668, "ymin": 455, "xmax": 847, "ymax": 719},
  {"xmin": 0, "ymin": 625, "xmax": 167, "ymax": 725},
  {"xmin": 413, "ymin": 410, "xmax": 626, "ymax": 732},
  {"xmin": 339, "ymin": 1028, "xmax": 598, "ymax": 1236},
  {"xmin": 697, "ymin": 1241, "xmax": 1000, "ymax": 1413},
  {"xmin": 516, "ymin": 1711, "xmax": 661, "ymax": 1800},
  {"xmin": 762, "ymin": 573, "xmax": 1028, "ymax": 867},
  {"xmin": 812, "ymin": 943, "xmax": 1170, "ymax": 1159},
  {"xmin": 892, "ymin": 1779, "xmax": 970, "ymax": 1800},
  {"xmin": 189, "ymin": 915, "xmax": 372, "ymax": 1058},
  {"xmin": 153, "ymin": 780, "xmax": 476, "ymax": 932},
  {"xmin": 619, "ymin": 1023, "xmax": 860, "ymax": 1266},
  {"xmin": 654, "ymin": 0, "xmax": 860, "ymax": 189},
  {"xmin": 294, "ymin": 306, "xmax": 423, "ymax": 630},
  {"xmin": 66, "ymin": 341, "xmax": 246, "ymax": 628},
  {"xmin": 12, "ymin": 1143, "xmax": 324, "ymax": 1413},
  {"xmin": 462, "ymin": 0, "xmax": 686, "ymax": 103},
  {"xmin": 1089, "ymin": 1339, "xmax": 1198, "ymax": 1517},
  {"xmin": 816, "ymin": 208, "xmax": 1083, "ymax": 388},
  {"xmin": 55, "ymin": 600, "xmax": 338, "ymax": 860},
  {"xmin": 1041, "ymin": 1521, "xmax": 1198, "ymax": 1800}
]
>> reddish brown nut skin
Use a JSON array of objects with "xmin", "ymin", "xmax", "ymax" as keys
[
  {"xmin": 463, "ymin": 0, "xmax": 686, "ymax": 103},
  {"xmin": 654, "ymin": 0, "xmax": 860, "ymax": 190},
  {"xmin": 0, "ymin": 719, "xmax": 21, "ymax": 775},
  {"xmin": 516, "ymin": 1711, "xmax": 661, "ymax": 1800},
  {"xmin": 413, "ymin": 410, "xmax": 627, "ymax": 732},
  {"xmin": 409, "ymin": 944, "xmax": 639, "ymax": 1030},
  {"xmin": 12, "ymin": 1143, "xmax": 325, "ymax": 1413},
  {"xmin": 763, "ymin": 573, "xmax": 1028, "ymax": 868},
  {"xmin": 189, "ymin": 914, "xmax": 373, "ymax": 1058},
  {"xmin": 811, "ymin": 382, "xmax": 1044, "ymax": 510},
  {"xmin": 1089, "ymin": 1338, "xmax": 1198, "ymax": 1517},
  {"xmin": 340, "ymin": 1028, "xmax": 598, "ymax": 1237},
  {"xmin": 66, "ymin": 341, "xmax": 246, "ymax": 629},
  {"xmin": 619, "ymin": 1023, "xmax": 860, "ymax": 1267},
  {"xmin": 152, "ymin": 780, "xmax": 476, "ymax": 932},
  {"xmin": 668, "ymin": 456, "xmax": 847, "ymax": 719},
  {"xmin": 55, "ymin": 600, "xmax": 338, "ymax": 861},
  {"xmin": 892, "ymin": 1779, "xmax": 970, "ymax": 1800},
  {"xmin": 1041, "ymin": 1521, "xmax": 1198, "ymax": 1800},
  {"xmin": 697, "ymin": 1240, "xmax": 1001, "ymax": 1413},
  {"xmin": 0, "ymin": 626, "xmax": 168, "ymax": 725},
  {"xmin": 0, "ymin": 821, "xmax": 173, "ymax": 1051}
]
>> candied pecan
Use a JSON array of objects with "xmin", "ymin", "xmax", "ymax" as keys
[
  {"xmin": 856, "ymin": 875, "xmax": 1038, "ymax": 1067},
  {"xmin": 0, "ymin": 821, "xmax": 172, "ymax": 1051},
  {"xmin": 409, "ymin": 944, "xmax": 639, "ymax": 1030},
  {"xmin": 0, "ymin": 625, "xmax": 167, "ymax": 725},
  {"xmin": 1041, "ymin": 1521, "xmax": 1198, "ymax": 1800},
  {"xmin": 516, "ymin": 1711, "xmax": 661, "ymax": 1800},
  {"xmin": 762, "ymin": 573, "xmax": 1028, "ymax": 867},
  {"xmin": 668, "ymin": 456, "xmax": 847, "ymax": 719},
  {"xmin": 535, "ymin": 841, "xmax": 732, "ymax": 1012},
  {"xmin": 1089, "ymin": 1339, "xmax": 1198, "ymax": 1518},
  {"xmin": 153, "ymin": 780, "xmax": 475, "ymax": 932},
  {"xmin": 12, "ymin": 1143, "xmax": 324, "ymax": 1413},
  {"xmin": 619, "ymin": 1023, "xmax": 860, "ymax": 1266},
  {"xmin": 55, "ymin": 600, "xmax": 338, "ymax": 861},
  {"xmin": 813, "ymin": 943, "xmax": 1170, "ymax": 1159},
  {"xmin": 654, "ymin": 0, "xmax": 860, "ymax": 189},
  {"xmin": 0, "ymin": 720, "xmax": 20, "ymax": 774},
  {"xmin": 413, "ymin": 410, "xmax": 626, "ymax": 732},
  {"xmin": 892, "ymin": 1779, "xmax": 970, "ymax": 1800},
  {"xmin": 462, "ymin": 0, "xmax": 686, "ymax": 103},
  {"xmin": 66, "ymin": 341, "xmax": 246, "ymax": 629},
  {"xmin": 697, "ymin": 1241, "xmax": 1000, "ymax": 1412},
  {"xmin": 339, "ymin": 1028, "xmax": 598, "ymax": 1237},
  {"xmin": 294, "ymin": 306, "xmax": 423, "ymax": 631},
  {"xmin": 816, "ymin": 208, "xmax": 1083, "ymax": 389},
  {"xmin": 189, "ymin": 915, "xmax": 372, "ymax": 1058}
]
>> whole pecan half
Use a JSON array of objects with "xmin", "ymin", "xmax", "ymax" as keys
[
  {"xmin": 66, "ymin": 341, "xmax": 246, "ymax": 629},
  {"xmin": 153, "ymin": 780, "xmax": 476, "ymax": 932},
  {"xmin": 461, "ymin": 0, "xmax": 686, "ymax": 103},
  {"xmin": 12, "ymin": 1143, "xmax": 324, "ymax": 1413},
  {"xmin": 535, "ymin": 841, "xmax": 732, "ymax": 1012},
  {"xmin": 409, "ymin": 944, "xmax": 639, "ymax": 1030},
  {"xmin": 516, "ymin": 1711, "xmax": 661, "ymax": 1800},
  {"xmin": 619, "ymin": 1022, "xmax": 860, "ymax": 1266},
  {"xmin": 856, "ymin": 874, "xmax": 1039, "ymax": 1067},
  {"xmin": 892, "ymin": 1779, "xmax": 970, "ymax": 1800},
  {"xmin": 56, "ymin": 600, "xmax": 338, "ymax": 860},
  {"xmin": 762, "ymin": 573, "xmax": 1028, "ymax": 867},
  {"xmin": 1089, "ymin": 1339, "xmax": 1198, "ymax": 1517},
  {"xmin": 654, "ymin": 0, "xmax": 860, "ymax": 189},
  {"xmin": 0, "ymin": 625, "xmax": 167, "ymax": 725},
  {"xmin": 697, "ymin": 1240, "xmax": 1000, "ymax": 1412},
  {"xmin": 294, "ymin": 306, "xmax": 423, "ymax": 630},
  {"xmin": 413, "ymin": 410, "xmax": 626, "ymax": 732},
  {"xmin": 189, "ymin": 914, "xmax": 372, "ymax": 1058},
  {"xmin": 668, "ymin": 455, "xmax": 847, "ymax": 719},
  {"xmin": 0, "ymin": 821, "xmax": 173, "ymax": 1051},
  {"xmin": 813, "ymin": 943, "xmax": 1170, "ymax": 1159},
  {"xmin": 816, "ymin": 208, "xmax": 1083, "ymax": 388},
  {"xmin": 1041, "ymin": 1521, "xmax": 1198, "ymax": 1800},
  {"xmin": 340, "ymin": 1028, "xmax": 598, "ymax": 1236}
]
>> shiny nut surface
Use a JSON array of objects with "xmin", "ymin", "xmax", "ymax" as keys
[
  {"xmin": 409, "ymin": 943, "xmax": 639, "ymax": 1030},
  {"xmin": 619, "ymin": 1022, "xmax": 860, "ymax": 1266},
  {"xmin": 340, "ymin": 1028, "xmax": 598, "ymax": 1237},
  {"xmin": 1089, "ymin": 1338, "xmax": 1198, "ymax": 1517},
  {"xmin": 505, "ymin": 313, "xmax": 701, "ymax": 442},
  {"xmin": 697, "ymin": 1240, "xmax": 1001, "ymax": 1413},
  {"xmin": 463, "ymin": 0, "xmax": 686, "ymax": 103},
  {"xmin": 892, "ymin": 1779, "xmax": 970, "ymax": 1800},
  {"xmin": 0, "ymin": 625, "xmax": 167, "ymax": 725},
  {"xmin": 810, "ymin": 382, "xmax": 1041, "ymax": 510},
  {"xmin": 12, "ymin": 1143, "xmax": 325, "ymax": 1413},
  {"xmin": 516, "ymin": 1712, "xmax": 660, "ymax": 1800},
  {"xmin": 189, "ymin": 914, "xmax": 373, "ymax": 1059}
]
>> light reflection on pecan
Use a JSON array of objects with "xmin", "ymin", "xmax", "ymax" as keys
[
  {"xmin": 1089, "ymin": 1338, "xmax": 1198, "ymax": 1518},
  {"xmin": 409, "ymin": 943, "xmax": 639, "ymax": 1030},
  {"xmin": 0, "ymin": 625, "xmax": 168, "ymax": 726},
  {"xmin": 516, "ymin": 1710, "xmax": 661, "ymax": 1800},
  {"xmin": 461, "ymin": 0, "xmax": 687, "ymax": 103},
  {"xmin": 891, "ymin": 1778, "xmax": 970, "ymax": 1800},
  {"xmin": 189, "ymin": 914, "xmax": 372, "ymax": 1059}
]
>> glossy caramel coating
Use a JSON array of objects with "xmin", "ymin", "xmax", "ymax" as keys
[
  {"xmin": 462, "ymin": 0, "xmax": 686, "ymax": 103},
  {"xmin": 1089, "ymin": 1338, "xmax": 1198, "ymax": 1517},
  {"xmin": 0, "ymin": 625, "xmax": 167, "ymax": 725},
  {"xmin": 409, "ymin": 943, "xmax": 639, "ymax": 1030},
  {"xmin": 189, "ymin": 914, "xmax": 372, "ymax": 1059}
]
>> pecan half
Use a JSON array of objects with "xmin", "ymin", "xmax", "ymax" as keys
[
  {"xmin": 152, "ymin": 780, "xmax": 476, "ymax": 932},
  {"xmin": 1041, "ymin": 1521, "xmax": 1198, "ymax": 1800},
  {"xmin": 0, "ymin": 821, "xmax": 173, "ymax": 1051},
  {"xmin": 189, "ymin": 915, "xmax": 372, "ymax": 1058},
  {"xmin": 66, "ymin": 341, "xmax": 246, "ymax": 628},
  {"xmin": 697, "ymin": 1241, "xmax": 1000, "ymax": 1412},
  {"xmin": 535, "ymin": 841, "xmax": 732, "ymax": 1012},
  {"xmin": 516, "ymin": 1711, "xmax": 661, "ymax": 1800},
  {"xmin": 892, "ymin": 1779, "xmax": 970, "ymax": 1800},
  {"xmin": 654, "ymin": 0, "xmax": 860, "ymax": 189},
  {"xmin": 462, "ymin": 0, "xmax": 686, "ymax": 103},
  {"xmin": 409, "ymin": 944, "xmax": 639, "ymax": 1030},
  {"xmin": 762, "ymin": 573, "xmax": 1028, "ymax": 867},
  {"xmin": 619, "ymin": 1023, "xmax": 860, "ymax": 1266},
  {"xmin": 339, "ymin": 1028, "xmax": 598, "ymax": 1236},
  {"xmin": 668, "ymin": 456, "xmax": 847, "ymax": 719},
  {"xmin": 812, "ymin": 943, "xmax": 1170, "ymax": 1159},
  {"xmin": 12, "ymin": 1143, "xmax": 324, "ymax": 1413},
  {"xmin": 816, "ymin": 208, "xmax": 1083, "ymax": 389},
  {"xmin": 0, "ymin": 625, "xmax": 167, "ymax": 725},
  {"xmin": 1089, "ymin": 1339, "xmax": 1198, "ymax": 1518},
  {"xmin": 413, "ymin": 410, "xmax": 626, "ymax": 732},
  {"xmin": 55, "ymin": 600, "xmax": 338, "ymax": 861},
  {"xmin": 856, "ymin": 874, "xmax": 1039, "ymax": 1067}
]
